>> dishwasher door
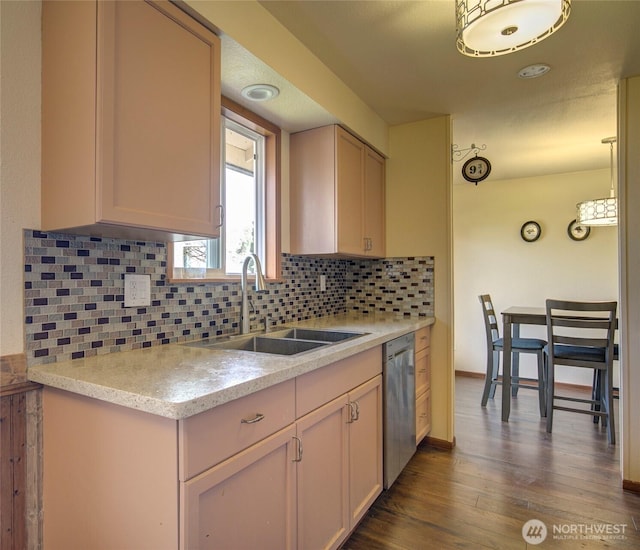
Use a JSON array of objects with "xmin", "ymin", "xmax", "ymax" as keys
[{"xmin": 383, "ymin": 334, "xmax": 416, "ymax": 488}]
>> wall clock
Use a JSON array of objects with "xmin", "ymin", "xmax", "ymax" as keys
[
  {"xmin": 567, "ymin": 219, "xmax": 591, "ymax": 241},
  {"xmin": 462, "ymin": 156, "xmax": 491, "ymax": 184},
  {"xmin": 520, "ymin": 220, "xmax": 541, "ymax": 242}
]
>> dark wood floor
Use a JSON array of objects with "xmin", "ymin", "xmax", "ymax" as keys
[{"xmin": 344, "ymin": 376, "xmax": 640, "ymax": 549}]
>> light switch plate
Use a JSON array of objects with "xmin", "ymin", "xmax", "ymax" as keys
[{"xmin": 124, "ymin": 274, "xmax": 151, "ymax": 307}]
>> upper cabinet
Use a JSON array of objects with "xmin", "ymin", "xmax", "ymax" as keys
[
  {"xmin": 290, "ymin": 125, "xmax": 386, "ymax": 257},
  {"xmin": 42, "ymin": 0, "xmax": 222, "ymax": 242}
]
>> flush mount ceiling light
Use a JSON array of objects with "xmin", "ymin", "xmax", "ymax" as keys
[
  {"xmin": 241, "ymin": 84, "xmax": 280, "ymax": 102},
  {"xmin": 456, "ymin": 0, "xmax": 571, "ymax": 57},
  {"xmin": 518, "ymin": 63, "xmax": 551, "ymax": 79},
  {"xmin": 576, "ymin": 137, "xmax": 618, "ymax": 226}
]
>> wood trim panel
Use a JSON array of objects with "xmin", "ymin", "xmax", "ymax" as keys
[
  {"xmin": 622, "ymin": 479, "xmax": 640, "ymax": 493},
  {"xmin": 422, "ymin": 435, "xmax": 456, "ymax": 450},
  {"xmin": 0, "ymin": 353, "xmax": 29, "ymax": 388}
]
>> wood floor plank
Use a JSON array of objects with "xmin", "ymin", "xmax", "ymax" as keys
[{"xmin": 343, "ymin": 377, "xmax": 640, "ymax": 549}]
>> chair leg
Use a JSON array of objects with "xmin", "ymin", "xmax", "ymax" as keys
[
  {"xmin": 481, "ymin": 348, "xmax": 498, "ymax": 406},
  {"xmin": 511, "ymin": 352, "xmax": 520, "ymax": 397},
  {"xmin": 605, "ymin": 368, "xmax": 615, "ymax": 445},
  {"xmin": 536, "ymin": 350, "xmax": 546, "ymax": 417},
  {"xmin": 546, "ymin": 360, "xmax": 554, "ymax": 433},
  {"xmin": 592, "ymin": 370, "xmax": 601, "ymax": 424}
]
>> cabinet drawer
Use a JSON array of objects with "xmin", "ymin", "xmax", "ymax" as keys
[
  {"xmin": 179, "ymin": 379, "xmax": 295, "ymax": 481},
  {"xmin": 296, "ymin": 347, "xmax": 382, "ymax": 418},
  {"xmin": 415, "ymin": 326, "xmax": 430, "ymax": 352},
  {"xmin": 415, "ymin": 347, "xmax": 431, "ymax": 397},
  {"xmin": 416, "ymin": 388, "xmax": 431, "ymax": 444}
]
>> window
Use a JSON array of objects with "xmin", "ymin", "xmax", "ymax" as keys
[{"xmin": 169, "ymin": 97, "xmax": 281, "ymax": 281}]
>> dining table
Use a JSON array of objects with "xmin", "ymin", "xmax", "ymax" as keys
[
  {"xmin": 500, "ymin": 307, "xmax": 547, "ymax": 422},
  {"xmin": 500, "ymin": 305, "xmax": 619, "ymax": 422}
]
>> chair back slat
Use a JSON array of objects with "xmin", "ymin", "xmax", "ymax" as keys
[
  {"xmin": 479, "ymin": 294, "xmax": 500, "ymax": 345},
  {"xmin": 545, "ymin": 299, "xmax": 617, "ymax": 370}
]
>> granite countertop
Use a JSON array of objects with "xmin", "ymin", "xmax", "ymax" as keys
[{"xmin": 28, "ymin": 313, "xmax": 434, "ymax": 420}]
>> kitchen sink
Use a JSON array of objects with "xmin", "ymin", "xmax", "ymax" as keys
[
  {"xmin": 183, "ymin": 328, "xmax": 366, "ymax": 355},
  {"xmin": 267, "ymin": 328, "xmax": 365, "ymax": 343}
]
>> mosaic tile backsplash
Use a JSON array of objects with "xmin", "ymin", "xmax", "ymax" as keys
[{"xmin": 24, "ymin": 230, "xmax": 434, "ymax": 366}]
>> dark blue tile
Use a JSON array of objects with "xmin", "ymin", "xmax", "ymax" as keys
[
  {"xmin": 91, "ymin": 280, "xmax": 103, "ymax": 287},
  {"xmin": 142, "ymin": 341, "xmax": 152, "ymax": 348},
  {"xmin": 97, "ymin": 258, "xmax": 108, "ymax": 265},
  {"xmin": 42, "ymin": 322, "xmax": 56, "ymax": 330},
  {"xmin": 121, "ymin": 316, "xmax": 132, "ymax": 323},
  {"xmin": 109, "ymin": 259, "xmax": 120, "ymax": 265},
  {"xmin": 161, "ymin": 313, "xmax": 170, "ymax": 319},
  {"xmin": 32, "ymin": 230, "xmax": 48, "ymax": 238},
  {"xmin": 97, "ymin": 317, "xmax": 109, "ymax": 325},
  {"xmin": 182, "ymin": 329, "xmax": 191, "ymax": 335},
  {"xmin": 34, "ymin": 349, "xmax": 49, "ymax": 358},
  {"xmin": 136, "ymin": 308, "xmax": 147, "ymax": 315},
  {"xmin": 84, "ymin": 303, "xmax": 96, "ymax": 311},
  {"xmin": 56, "ymin": 240, "xmax": 70, "ymax": 248},
  {"xmin": 57, "ymin": 288, "xmax": 70, "ymax": 297},
  {"xmin": 152, "ymin": 300, "xmax": 161, "ymax": 307},
  {"xmin": 91, "ymin": 341, "xmax": 103, "ymax": 348},
  {"xmin": 120, "ymin": 245, "xmax": 131, "ymax": 251},
  {"xmin": 25, "ymin": 282, "xmax": 32, "ymax": 290},
  {"xmin": 103, "ymin": 295, "xmax": 115, "ymax": 302},
  {"xmin": 41, "ymin": 256, "xmax": 55, "ymax": 264},
  {"xmin": 78, "ymin": 327, "xmax": 91, "ymax": 335},
  {"xmin": 126, "ymin": 266, "xmax": 135, "ymax": 273},
  {"xmin": 71, "ymin": 351, "xmax": 85, "ymax": 359},
  {"xmin": 24, "ymin": 265, "xmax": 32, "ymax": 272},
  {"xmin": 34, "ymin": 298, "xmax": 48, "ymax": 306},
  {"xmin": 146, "ymin": 253, "xmax": 156, "ymax": 260},
  {"xmin": 57, "ymin": 337, "xmax": 71, "ymax": 346},
  {"xmin": 77, "ymin": 250, "xmax": 89, "ymax": 257},
  {"xmin": 71, "ymin": 273, "xmax": 83, "ymax": 280},
  {"xmin": 34, "ymin": 332, "xmax": 48, "ymax": 340},
  {"xmin": 116, "ymin": 338, "xmax": 126, "ymax": 345},
  {"xmin": 157, "ymin": 333, "xmax": 165, "ymax": 340},
  {"xmin": 90, "ymin": 237, "xmax": 102, "ymax": 242},
  {"xmin": 63, "ymin": 265, "xmax": 77, "ymax": 272},
  {"xmin": 41, "ymin": 273, "xmax": 55, "ymax": 280},
  {"xmin": 147, "ymin": 320, "xmax": 156, "ymax": 327},
  {"xmin": 64, "ymin": 312, "xmax": 77, "ymax": 320},
  {"xmin": 133, "ymin": 329, "xmax": 142, "ymax": 336},
  {"xmin": 25, "ymin": 316, "xmax": 33, "ymax": 324}
]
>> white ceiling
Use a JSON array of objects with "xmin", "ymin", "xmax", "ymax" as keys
[{"xmin": 215, "ymin": 1, "xmax": 640, "ymax": 185}]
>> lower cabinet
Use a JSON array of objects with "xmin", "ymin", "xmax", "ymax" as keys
[
  {"xmin": 181, "ymin": 425, "xmax": 298, "ymax": 550},
  {"xmin": 41, "ymin": 348, "xmax": 383, "ymax": 550},
  {"xmin": 297, "ymin": 375, "xmax": 382, "ymax": 550},
  {"xmin": 183, "ymin": 374, "xmax": 383, "ymax": 550}
]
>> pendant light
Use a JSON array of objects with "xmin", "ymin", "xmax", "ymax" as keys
[
  {"xmin": 576, "ymin": 137, "xmax": 618, "ymax": 226},
  {"xmin": 456, "ymin": 0, "xmax": 571, "ymax": 57}
]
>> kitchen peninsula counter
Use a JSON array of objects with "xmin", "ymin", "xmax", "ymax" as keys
[{"xmin": 28, "ymin": 313, "xmax": 434, "ymax": 419}]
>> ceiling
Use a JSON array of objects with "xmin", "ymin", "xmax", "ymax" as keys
[{"xmin": 215, "ymin": 1, "xmax": 640, "ymax": 185}]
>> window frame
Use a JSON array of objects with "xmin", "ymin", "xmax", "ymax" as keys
[{"xmin": 168, "ymin": 96, "xmax": 281, "ymax": 282}]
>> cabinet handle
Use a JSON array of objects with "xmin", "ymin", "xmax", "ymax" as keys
[
  {"xmin": 418, "ymin": 369, "xmax": 427, "ymax": 374},
  {"xmin": 353, "ymin": 401, "xmax": 360, "ymax": 421},
  {"xmin": 347, "ymin": 401, "xmax": 360, "ymax": 423},
  {"xmin": 215, "ymin": 204, "xmax": 225, "ymax": 229},
  {"xmin": 240, "ymin": 413, "xmax": 264, "ymax": 424},
  {"xmin": 292, "ymin": 436, "xmax": 303, "ymax": 462}
]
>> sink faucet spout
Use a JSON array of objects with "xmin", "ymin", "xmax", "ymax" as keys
[{"xmin": 241, "ymin": 254, "xmax": 267, "ymax": 334}]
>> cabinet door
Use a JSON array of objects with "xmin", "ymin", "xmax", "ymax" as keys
[
  {"xmin": 336, "ymin": 127, "xmax": 365, "ymax": 255},
  {"xmin": 297, "ymin": 394, "xmax": 350, "ymax": 550},
  {"xmin": 415, "ymin": 346, "xmax": 431, "ymax": 398},
  {"xmin": 97, "ymin": 0, "xmax": 221, "ymax": 236},
  {"xmin": 416, "ymin": 388, "xmax": 432, "ymax": 444},
  {"xmin": 181, "ymin": 424, "xmax": 297, "ymax": 550},
  {"xmin": 364, "ymin": 147, "xmax": 385, "ymax": 257},
  {"xmin": 348, "ymin": 375, "xmax": 383, "ymax": 527}
]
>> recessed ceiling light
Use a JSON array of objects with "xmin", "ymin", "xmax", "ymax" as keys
[
  {"xmin": 518, "ymin": 64, "xmax": 551, "ymax": 79},
  {"xmin": 241, "ymin": 84, "xmax": 280, "ymax": 102}
]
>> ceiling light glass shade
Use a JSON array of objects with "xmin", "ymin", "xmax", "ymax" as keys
[
  {"xmin": 456, "ymin": 0, "xmax": 571, "ymax": 57},
  {"xmin": 576, "ymin": 137, "xmax": 618, "ymax": 226},
  {"xmin": 576, "ymin": 196, "xmax": 618, "ymax": 226}
]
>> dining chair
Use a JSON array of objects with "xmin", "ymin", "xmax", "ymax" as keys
[
  {"xmin": 479, "ymin": 294, "xmax": 547, "ymax": 416},
  {"xmin": 544, "ymin": 299, "xmax": 617, "ymax": 444}
]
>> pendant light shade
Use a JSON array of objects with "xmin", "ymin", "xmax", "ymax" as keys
[
  {"xmin": 576, "ymin": 137, "xmax": 618, "ymax": 226},
  {"xmin": 456, "ymin": 0, "xmax": 571, "ymax": 57}
]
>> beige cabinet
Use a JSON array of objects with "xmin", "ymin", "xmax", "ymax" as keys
[
  {"xmin": 42, "ymin": 0, "xmax": 222, "ymax": 242},
  {"xmin": 415, "ymin": 326, "xmax": 432, "ymax": 444},
  {"xmin": 41, "ymin": 349, "xmax": 382, "ymax": 550},
  {"xmin": 290, "ymin": 125, "xmax": 385, "ymax": 257},
  {"xmin": 181, "ymin": 425, "xmax": 297, "ymax": 550},
  {"xmin": 296, "ymin": 348, "xmax": 383, "ymax": 550}
]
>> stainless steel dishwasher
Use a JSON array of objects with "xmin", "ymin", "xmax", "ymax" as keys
[{"xmin": 383, "ymin": 333, "xmax": 416, "ymax": 488}]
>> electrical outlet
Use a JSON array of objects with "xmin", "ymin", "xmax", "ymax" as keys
[
  {"xmin": 320, "ymin": 274, "xmax": 327, "ymax": 292},
  {"xmin": 124, "ymin": 274, "xmax": 151, "ymax": 307}
]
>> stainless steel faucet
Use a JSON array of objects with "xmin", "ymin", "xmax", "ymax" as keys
[{"xmin": 241, "ymin": 254, "xmax": 267, "ymax": 334}]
